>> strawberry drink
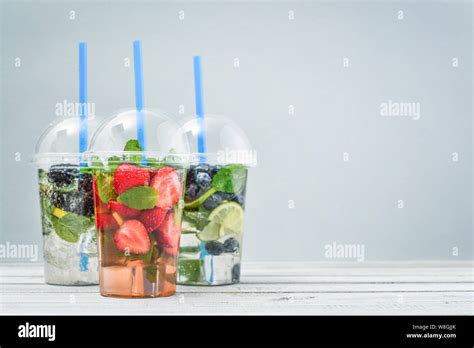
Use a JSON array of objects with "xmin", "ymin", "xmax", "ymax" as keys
[{"xmin": 91, "ymin": 141, "xmax": 186, "ymax": 298}]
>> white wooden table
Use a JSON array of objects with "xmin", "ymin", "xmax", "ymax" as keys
[{"xmin": 1, "ymin": 262, "xmax": 473, "ymax": 315}]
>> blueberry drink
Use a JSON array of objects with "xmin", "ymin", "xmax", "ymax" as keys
[
  {"xmin": 38, "ymin": 164, "xmax": 98, "ymax": 285},
  {"xmin": 178, "ymin": 163, "xmax": 247, "ymax": 285}
]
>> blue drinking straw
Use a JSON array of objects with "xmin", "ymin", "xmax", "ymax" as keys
[
  {"xmin": 78, "ymin": 42, "xmax": 89, "ymax": 269},
  {"xmin": 133, "ymin": 40, "xmax": 146, "ymax": 153},
  {"xmin": 78, "ymin": 42, "xmax": 88, "ymax": 166},
  {"xmin": 193, "ymin": 56, "xmax": 207, "ymax": 163},
  {"xmin": 194, "ymin": 56, "xmax": 213, "ymax": 281}
]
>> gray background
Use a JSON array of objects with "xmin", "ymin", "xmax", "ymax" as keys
[{"xmin": 1, "ymin": 0, "xmax": 472, "ymax": 262}]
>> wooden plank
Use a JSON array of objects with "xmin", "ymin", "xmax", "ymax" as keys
[
  {"xmin": 1, "ymin": 282, "xmax": 472, "ymax": 294},
  {"xmin": 1, "ymin": 264, "xmax": 472, "ymax": 277},
  {"xmin": 1, "ymin": 262, "xmax": 473, "ymax": 316},
  {"xmin": 0, "ymin": 292, "xmax": 471, "ymax": 315},
  {"xmin": 2, "ymin": 275, "xmax": 473, "ymax": 285}
]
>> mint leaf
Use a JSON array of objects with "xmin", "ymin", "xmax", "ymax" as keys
[
  {"xmin": 183, "ymin": 211, "xmax": 210, "ymax": 230},
  {"xmin": 39, "ymin": 184, "xmax": 54, "ymax": 235},
  {"xmin": 51, "ymin": 212, "xmax": 93, "ymax": 243},
  {"xmin": 123, "ymin": 139, "xmax": 143, "ymax": 165},
  {"xmin": 117, "ymin": 186, "xmax": 159, "ymax": 210},
  {"xmin": 95, "ymin": 172, "xmax": 117, "ymax": 204},
  {"xmin": 80, "ymin": 155, "xmax": 103, "ymax": 174},
  {"xmin": 107, "ymin": 156, "xmax": 122, "ymax": 171},
  {"xmin": 79, "ymin": 166, "xmax": 94, "ymax": 174},
  {"xmin": 144, "ymin": 265, "xmax": 157, "ymax": 283},
  {"xmin": 212, "ymin": 164, "xmax": 247, "ymax": 194},
  {"xmin": 124, "ymin": 139, "xmax": 143, "ymax": 151}
]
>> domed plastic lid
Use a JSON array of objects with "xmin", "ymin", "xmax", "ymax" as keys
[
  {"xmin": 179, "ymin": 114, "xmax": 256, "ymax": 167},
  {"xmin": 87, "ymin": 109, "xmax": 190, "ymax": 165},
  {"xmin": 33, "ymin": 116, "xmax": 100, "ymax": 167}
]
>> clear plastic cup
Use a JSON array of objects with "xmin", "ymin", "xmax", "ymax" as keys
[
  {"xmin": 177, "ymin": 115, "xmax": 255, "ymax": 285},
  {"xmin": 87, "ymin": 109, "xmax": 190, "ymax": 298},
  {"xmin": 33, "ymin": 116, "xmax": 100, "ymax": 285}
]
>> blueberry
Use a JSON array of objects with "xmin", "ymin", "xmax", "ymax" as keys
[
  {"xmin": 185, "ymin": 183, "xmax": 199, "ymax": 200},
  {"xmin": 196, "ymin": 172, "xmax": 212, "ymax": 190},
  {"xmin": 57, "ymin": 192, "xmax": 94, "ymax": 217},
  {"xmin": 48, "ymin": 164, "xmax": 79, "ymax": 187},
  {"xmin": 83, "ymin": 193, "xmax": 95, "ymax": 217},
  {"xmin": 78, "ymin": 173, "xmax": 93, "ymax": 192},
  {"xmin": 210, "ymin": 165, "xmax": 222, "ymax": 177},
  {"xmin": 202, "ymin": 193, "xmax": 222, "ymax": 210},
  {"xmin": 232, "ymin": 194, "xmax": 245, "ymax": 207},
  {"xmin": 232, "ymin": 264, "xmax": 241, "ymax": 282},
  {"xmin": 50, "ymin": 191, "xmax": 66, "ymax": 209},
  {"xmin": 205, "ymin": 241, "xmax": 224, "ymax": 256},
  {"xmin": 218, "ymin": 192, "xmax": 235, "ymax": 201},
  {"xmin": 223, "ymin": 238, "xmax": 239, "ymax": 253},
  {"xmin": 187, "ymin": 166, "xmax": 197, "ymax": 183}
]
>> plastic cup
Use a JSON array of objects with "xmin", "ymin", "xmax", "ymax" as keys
[
  {"xmin": 33, "ymin": 117, "xmax": 100, "ymax": 285},
  {"xmin": 87, "ymin": 109, "xmax": 190, "ymax": 297},
  {"xmin": 177, "ymin": 115, "xmax": 255, "ymax": 285}
]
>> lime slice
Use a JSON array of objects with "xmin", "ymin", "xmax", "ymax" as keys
[
  {"xmin": 196, "ymin": 202, "xmax": 244, "ymax": 242},
  {"xmin": 196, "ymin": 221, "xmax": 220, "ymax": 242},
  {"xmin": 209, "ymin": 202, "xmax": 244, "ymax": 238}
]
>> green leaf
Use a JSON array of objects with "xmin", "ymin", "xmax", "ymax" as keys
[
  {"xmin": 212, "ymin": 164, "xmax": 247, "ymax": 194},
  {"xmin": 79, "ymin": 167, "xmax": 94, "ymax": 174},
  {"xmin": 144, "ymin": 265, "xmax": 157, "ymax": 283},
  {"xmin": 117, "ymin": 186, "xmax": 159, "ymax": 210},
  {"xmin": 107, "ymin": 156, "xmax": 122, "ymax": 171},
  {"xmin": 90, "ymin": 155, "xmax": 103, "ymax": 168},
  {"xmin": 123, "ymin": 139, "xmax": 144, "ymax": 165},
  {"xmin": 39, "ymin": 185, "xmax": 53, "ymax": 235},
  {"xmin": 95, "ymin": 172, "xmax": 117, "ymax": 204},
  {"xmin": 79, "ymin": 155, "xmax": 103, "ymax": 174},
  {"xmin": 183, "ymin": 210, "xmax": 210, "ymax": 230},
  {"xmin": 51, "ymin": 212, "xmax": 93, "ymax": 243},
  {"xmin": 124, "ymin": 139, "xmax": 143, "ymax": 152}
]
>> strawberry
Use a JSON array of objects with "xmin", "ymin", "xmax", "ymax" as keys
[
  {"xmin": 140, "ymin": 207, "xmax": 167, "ymax": 233},
  {"xmin": 96, "ymin": 213, "xmax": 119, "ymax": 230},
  {"xmin": 156, "ymin": 212, "xmax": 181, "ymax": 249},
  {"xmin": 114, "ymin": 220, "xmax": 150, "ymax": 255},
  {"xmin": 150, "ymin": 167, "xmax": 181, "ymax": 208},
  {"xmin": 108, "ymin": 200, "xmax": 141, "ymax": 218},
  {"xmin": 113, "ymin": 164, "xmax": 150, "ymax": 195}
]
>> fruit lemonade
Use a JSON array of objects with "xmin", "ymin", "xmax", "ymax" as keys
[
  {"xmin": 38, "ymin": 162, "xmax": 98, "ymax": 285},
  {"xmin": 34, "ymin": 43, "xmax": 98, "ymax": 285},
  {"xmin": 179, "ymin": 163, "xmax": 247, "ymax": 285},
  {"xmin": 90, "ymin": 140, "xmax": 186, "ymax": 297}
]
